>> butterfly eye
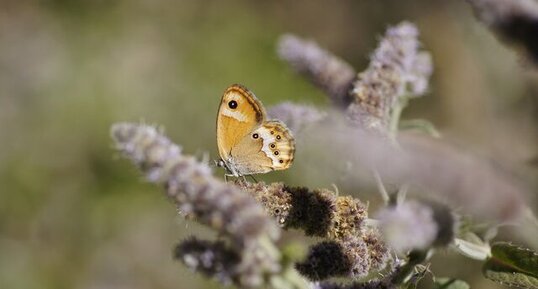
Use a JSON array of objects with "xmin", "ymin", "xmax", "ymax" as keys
[
  {"xmin": 252, "ymin": 133, "xmax": 259, "ymax": 139},
  {"xmin": 228, "ymin": 100, "xmax": 238, "ymax": 109}
]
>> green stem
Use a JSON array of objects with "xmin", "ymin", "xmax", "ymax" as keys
[
  {"xmin": 389, "ymin": 250, "xmax": 429, "ymax": 285},
  {"xmin": 389, "ymin": 96, "xmax": 409, "ymax": 138}
]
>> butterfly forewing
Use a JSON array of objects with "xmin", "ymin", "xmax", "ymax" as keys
[{"xmin": 216, "ymin": 84, "xmax": 266, "ymax": 160}]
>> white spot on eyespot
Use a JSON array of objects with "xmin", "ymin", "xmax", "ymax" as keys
[
  {"xmin": 222, "ymin": 108, "xmax": 247, "ymax": 122},
  {"xmin": 257, "ymin": 128, "xmax": 279, "ymax": 166}
]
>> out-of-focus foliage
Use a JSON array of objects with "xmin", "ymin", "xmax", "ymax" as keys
[
  {"xmin": 0, "ymin": 1, "xmax": 536, "ymax": 289},
  {"xmin": 482, "ymin": 242, "xmax": 538, "ymax": 288}
]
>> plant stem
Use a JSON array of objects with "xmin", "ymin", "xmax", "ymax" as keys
[
  {"xmin": 374, "ymin": 170, "xmax": 390, "ymax": 205},
  {"xmin": 389, "ymin": 96, "xmax": 409, "ymax": 139},
  {"xmin": 389, "ymin": 250, "xmax": 429, "ymax": 285}
]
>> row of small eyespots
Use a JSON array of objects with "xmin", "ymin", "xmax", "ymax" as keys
[
  {"xmin": 270, "ymin": 129, "xmax": 293, "ymax": 165},
  {"xmin": 252, "ymin": 131, "xmax": 282, "ymax": 140},
  {"xmin": 252, "ymin": 129, "xmax": 292, "ymax": 164},
  {"xmin": 274, "ymin": 148, "xmax": 293, "ymax": 164}
]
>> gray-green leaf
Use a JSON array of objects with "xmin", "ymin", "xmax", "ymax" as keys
[
  {"xmin": 482, "ymin": 242, "xmax": 538, "ymax": 288},
  {"xmin": 433, "ymin": 277, "xmax": 470, "ymax": 289},
  {"xmin": 452, "ymin": 234, "xmax": 490, "ymax": 260}
]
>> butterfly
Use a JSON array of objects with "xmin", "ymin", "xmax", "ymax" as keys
[{"xmin": 216, "ymin": 84, "xmax": 295, "ymax": 178}]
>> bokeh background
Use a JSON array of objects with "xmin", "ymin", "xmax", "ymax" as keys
[{"xmin": 1, "ymin": 1, "xmax": 537, "ymax": 288}]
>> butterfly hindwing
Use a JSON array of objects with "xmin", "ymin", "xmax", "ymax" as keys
[
  {"xmin": 230, "ymin": 120, "xmax": 295, "ymax": 175},
  {"xmin": 257, "ymin": 120, "xmax": 295, "ymax": 170}
]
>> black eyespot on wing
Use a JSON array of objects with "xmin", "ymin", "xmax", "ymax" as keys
[
  {"xmin": 274, "ymin": 151, "xmax": 279, "ymax": 155},
  {"xmin": 270, "ymin": 131, "xmax": 274, "ymax": 135},
  {"xmin": 279, "ymin": 159, "xmax": 283, "ymax": 163},
  {"xmin": 270, "ymin": 143, "xmax": 276, "ymax": 149},
  {"xmin": 276, "ymin": 135, "xmax": 281, "ymax": 140},
  {"xmin": 252, "ymin": 133, "xmax": 259, "ymax": 139},
  {"xmin": 228, "ymin": 100, "xmax": 238, "ymax": 109}
]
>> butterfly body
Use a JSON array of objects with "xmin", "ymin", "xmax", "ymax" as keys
[{"xmin": 216, "ymin": 84, "xmax": 295, "ymax": 177}]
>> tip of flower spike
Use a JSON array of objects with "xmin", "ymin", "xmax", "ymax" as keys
[{"xmin": 110, "ymin": 122, "xmax": 138, "ymax": 143}]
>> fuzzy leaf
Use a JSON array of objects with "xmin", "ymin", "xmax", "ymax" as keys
[
  {"xmin": 433, "ymin": 277, "xmax": 470, "ymax": 289},
  {"xmin": 482, "ymin": 242, "xmax": 538, "ymax": 288}
]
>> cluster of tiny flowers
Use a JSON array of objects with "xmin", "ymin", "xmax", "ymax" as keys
[
  {"xmin": 295, "ymin": 232, "xmax": 389, "ymax": 281},
  {"xmin": 376, "ymin": 201, "xmax": 438, "ymax": 253},
  {"xmin": 362, "ymin": 228, "xmax": 390, "ymax": 271},
  {"xmin": 268, "ymin": 102, "xmax": 328, "ymax": 133},
  {"xmin": 111, "ymin": 123, "xmax": 279, "ymax": 243},
  {"xmin": 278, "ymin": 34, "xmax": 357, "ymax": 108},
  {"xmin": 238, "ymin": 181, "xmax": 368, "ymax": 239},
  {"xmin": 111, "ymin": 123, "xmax": 281, "ymax": 288},
  {"xmin": 174, "ymin": 237, "xmax": 240, "ymax": 285},
  {"xmin": 238, "ymin": 181, "xmax": 390, "ymax": 280},
  {"xmin": 347, "ymin": 21, "xmax": 432, "ymax": 131}
]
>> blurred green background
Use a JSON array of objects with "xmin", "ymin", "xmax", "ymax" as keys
[{"xmin": 1, "ymin": 1, "xmax": 537, "ymax": 288}]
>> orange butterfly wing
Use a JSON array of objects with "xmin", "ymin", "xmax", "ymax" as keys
[{"xmin": 216, "ymin": 84, "xmax": 266, "ymax": 160}]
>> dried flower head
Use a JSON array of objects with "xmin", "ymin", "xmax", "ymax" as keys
[
  {"xmin": 238, "ymin": 181, "xmax": 292, "ymax": 226},
  {"xmin": 362, "ymin": 228, "xmax": 390, "ymax": 271},
  {"xmin": 295, "ymin": 241, "xmax": 352, "ymax": 281},
  {"xmin": 342, "ymin": 237, "xmax": 371, "ymax": 279},
  {"xmin": 238, "ymin": 181, "xmax": 368, "ymax": 240},
  {"xmin": 295, "ymin": 237, "xmax": 372, "ymax": 281},
  {"xmin": 332, "ymin": 195, "xmax": 369, "ymax": 240}
]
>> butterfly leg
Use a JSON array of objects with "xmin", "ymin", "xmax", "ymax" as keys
[{"xmin": 224, "ymin": 173, "xmax": 235, "ymax": 183}]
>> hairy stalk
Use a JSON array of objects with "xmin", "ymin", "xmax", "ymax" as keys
[{"xmin": 389, "ymin": 97, "xmax": 409, "ymax": 139}]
